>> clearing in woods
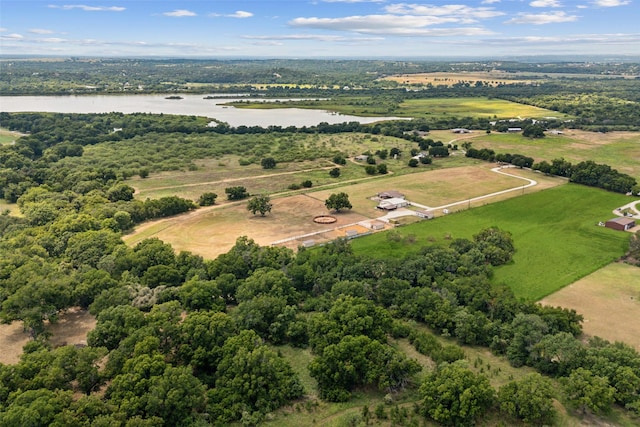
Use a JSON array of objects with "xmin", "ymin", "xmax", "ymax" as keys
[
  {"xmin": 540, "ymin": 262, "xmax": 640, "ymax": 352},
  {"xmin": 124, "ymin": 164, "xmax": 561, "ymax": 260},
  {"xmin": 0, "ymin": 308, "xmax": 96, "ymax": 365}
]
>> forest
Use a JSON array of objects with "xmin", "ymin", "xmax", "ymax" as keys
[
  {"xmin": 1, "ymin": 57, "xmax": 640, "ymax": 426},
  {"xmin": 0, "ymin": 106, "xmax": 639, "ymax": 425}
]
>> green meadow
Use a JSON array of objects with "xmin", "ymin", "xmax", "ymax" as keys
[
  {"xmin": 229, "ymin": 96, "xmax": 565, "ymax": 120},
  {"xmin": 470, "ymin": 131, "xmax": 640, "ymax": 180},
  {"xmin": 351, "ymin": 184, "xmax": 632, "ymax": 300}
]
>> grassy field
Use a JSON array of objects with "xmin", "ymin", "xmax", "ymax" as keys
[
  {"xmin": 0, "ymin": 128, "xmax": 24, "ymax": 145},
  {"xmin": 229, "ymin": 96, "xmax": 565, "ymax": 120},
  {"xmin": 351, "ymin": 184, "xmax": 632, "ymax": 300},
  {"xmin": 468, "ymin": 130, "xmax": 640, "ymax": 180},
  {"xmin": 125, "ymin": 164, "xmax": 561, "ymax": 260},
  {"xmin": 380, "ymin": 72, "xmax": 535, "ymax": 87},
  {"xmin": 398, "ymin": 97, "xmax": 566, "ymax": 120},
  {"xmin": 540, "ymin": 262, "xmax": 640, "ymax": 351}
]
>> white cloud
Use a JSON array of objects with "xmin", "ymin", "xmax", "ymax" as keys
[
  {"xmin": 506, "ymin": 11, "xmax": 578, "ymax": 24},
  {"xmin": 163, "ymin": 9, "xmax": 197, "ymax": 17},
  {"xmin": 48, "ymin": 4, "xmax": 125, "ymax": 12},
  {"xmin": 29, "ymin": 28, "xmax": 55, "ymax": 34},
  {"xmin": 244, "ymin": 34, "xmax": 384, "ymax": 42},
  {"xmin": 384, "ymin": 4, "xmax": 505, "ymax": 19},
  {"xmin": 228, "ymin": 11, "xmax": 253, "ymax": 18},
  {"xmin": 481, "ymin": 0, "xmax": 501, "ymax": 4},
  {"xmin": 41, "ymin": 37, "xmax": 68, "ymax": 43},
  {"xmin": 0, "ymin": 28, "xmax": 9, "ymax": 32},
  {"xmin": 530, "ymin": 0, "xmax": 562, "ymax": 7},
  {"xmin": 482, "ymin": 33, "xmax": 640, "ymax": 45},
  {"xmin": 0, "ymin": 33, "xmax": 24, "ymax": 40},
  {"xmin": 210, "ymin": 11, "xmax": 254, "ymax": 18},
  {"xmin": 591, "ymin": 0, "xmax": 630, "ymax": 6}
]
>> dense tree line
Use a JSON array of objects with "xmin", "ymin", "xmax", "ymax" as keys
[{"xmin": 465, "ymin": 145, "xmax": 637, "ymax": 194}]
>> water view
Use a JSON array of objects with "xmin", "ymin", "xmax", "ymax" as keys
[{"xmin": 0, "ymin": 94, "xmax": 402, "ymax": 127}]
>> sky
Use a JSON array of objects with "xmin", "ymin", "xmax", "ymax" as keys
[{"xmin": 1, "ymin": 0, "xmax": 639, "ymax": 58}]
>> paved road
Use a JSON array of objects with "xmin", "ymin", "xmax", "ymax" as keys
[{"xmin": 612, "ymin": 200, "xmax": 640, "ymax": 219}]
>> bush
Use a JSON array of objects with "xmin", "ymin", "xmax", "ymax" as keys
[
  {"xmin": 329, "ymin": 168, "xmax": 341, "ymax": 178},
  {"xmin": 301, "ymin": 180, "xmax": 313, "ymax": 188},
  {"xmin": 365, "ymin": 165, "xmax": 377, "ymax": 175},
  {"xmin": 198, "ymin": 192, "xmax": 217, "ymax": 206},
  {"xmin": 408, "ymin": 159, "xmax": 419, "ymax": 167}
]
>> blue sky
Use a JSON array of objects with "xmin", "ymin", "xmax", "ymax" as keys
[{"xmin": 1, "ymin": 0, "xmax": 638, "ymax": 57}]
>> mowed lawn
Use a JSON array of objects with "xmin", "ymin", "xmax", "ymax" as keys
[
  {"xmin": 351, "ymin": 184, "xmax": 632, "ymax": 300},
  {"xmin": 398, "ymin": 97, "xmax": 565, "ymax": 120},
  {"xmin": 540, "ymin": 263, "xmax": 640, "ymax": 351},
  {"xmin": 469, "ymin": 130, "xmax": 640, "ymax": 180}
]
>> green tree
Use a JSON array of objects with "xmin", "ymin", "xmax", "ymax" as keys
[
  {"xmin": 365, "ymin": 165, "xmax": 377, "ymax": 175},
  {"xmin": 198, "ymin": 192, "xmax": 217, "ymax": 206},
  {"xmin": 498, "ymin": 373, "xmax": 557, "ymax": 425},
  {"xmin": 523, "ymin": 124, "xmax": 545, "ymax": 138},
  {"xmin": 329, "ymin": 167, "xmax": 341, "ymax": 178},
  {"xmin": 377, "ymin": 163, "xmax": 388, "ymax": 174},
  {"xmin": 408, "ymin": 158, "xmax": 419, "ymax": 167},
  {"xmin": 225, "ymin": 186, "xmax": 249, "ymax": 200},
  {"xmin": 419, "ymin": 362, "xmax": 495, "ymax": 426},
  {"xmin": 261, "ymin": 157, "xmax": 277, "ymax": 169},
  {"xmin": 106, "ymin": 183, "xmax": 135, "ymax": 202},
  {"xmin": 247, "ymin": 194, "xmax": 272, "ymax": 216},
  {"xmin": 562, "ymin": 367, "xmax": 615, "ymax": 414},
  {"xmin": 325, "ymin": 192, "xmax": 352, "ymax": 212}
]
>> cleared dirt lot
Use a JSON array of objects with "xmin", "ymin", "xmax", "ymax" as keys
[
  {"xmin": 0, "ymin": 308, "xmax": 96, "ymax": 365},
  {"xmin": 540, "ymin": 263, "xmax": 640, "ymax": 351}
]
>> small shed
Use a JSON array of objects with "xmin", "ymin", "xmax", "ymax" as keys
[
  {"xmin": 605, "ymin": 217, "xmax": 636, "ymax": 231},
  {"xmin": 378, "ymin": 190, "xmax": 405, "ymax": 200},
  {"xmin": 370, "ymin": 220, "xmax": 385, "ymax": 230},
  {"xmin": 416, "ymin": 210, "xmax": 434, "ymax": 219},
  {"xmin": 452, "ymin": 128, "xmax": 470, "ymax": 134},
  {"xmin": 377, "ymin": 198, "xmax": 409, "ymax": 210},
  {"xmin": 354, "ymin": 155, "xmax": 369, "ymax": 161},
  {"xmin": 507, "ymin": 127, "xmax": 522, "ymax": 133},
  {"xmin": 345, "ymin": 229, "xmax": 359, "ymax": 238},
  {"xmin": 302, "ymin": 239, "xmax": 315, "ymax": 248}
]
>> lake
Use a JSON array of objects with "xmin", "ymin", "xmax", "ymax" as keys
[{"xmin": 0, "ymin": 94, "xmax": 403, "ymax": 127}]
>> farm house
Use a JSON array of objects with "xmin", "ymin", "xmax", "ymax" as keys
[
  {"xmin": 605, "ymin": 217, "xmax": 636, "ymax": 231},
  {"xmin": 377, "ymin": 198, "xmax": 409, "ymax": 210}
]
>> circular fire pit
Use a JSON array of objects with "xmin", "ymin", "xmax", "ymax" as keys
[{"xmin": 313, "ymin": 215, "xmax": 337, "ymax": 224}]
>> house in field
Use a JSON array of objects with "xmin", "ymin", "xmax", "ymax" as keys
[
  {"xmin": 377, "ymin": 198, "xmax": 409, "ymax": 210},
  {"xmin": 378, "ymin": 190, "xmax": 405, "ymax": 200},
  {"xmin": 354, "ymin": 154, "xmax": 369, "ymax": 161},
  {"xmin": 451, "ymin": 128, "xmax": 470, "ymax": 134},
  {"xmin": 605, "ymin": 217, "xmax": 636, "ymax": 231},
  {"xmin": 416, "ymin": 210, "xmax": 435, "ymax": 219}
]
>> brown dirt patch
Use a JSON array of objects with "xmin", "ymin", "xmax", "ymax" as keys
[
  {"xmin": 381, "ymin": 72, "xmax": 533, "ymax": 86},
  {"xmin": 540, "ymin": 263, "xmax": 640, "ymax": 351},
  {"xmin": 125, "ymin": 194, "xmax": 370, "ymax": 259},
  {"xmin": 564, "ymin": 129, "xmax": 640, "ymax": 145},
  {"xmin": 0, "ymin": 308, "xmax": 96, "ymax": 365}
]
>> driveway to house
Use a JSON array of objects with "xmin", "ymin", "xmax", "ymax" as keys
[
  {"xmin": 612, "ymin": 200, "xmax": 640, "ymax": 219},
  {"xmin": 377, "ymin": 165, "xmax": 538, "ymax": 222}
]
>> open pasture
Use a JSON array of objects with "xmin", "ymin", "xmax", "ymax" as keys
[
  {"xmin": 0, "ymin": 128, "xmax": 24, "ymax": 145},
  {"xmin": 381, "ymin": 71, "xmax": 535, "ymax": 86},
  {"xmin": 469, "ymin": 130, "xmax": 640, "ymax": 180},
  {"xmin": 125, "ymin": 164, "xmax": 561, "ymax": 260},
  {"xmin": 124, "ymin": 194, "xmax": 371, "ymax": 259},
  {"xmin": 351, "ymin": 184, "xmax": 632, "ymax": 300},
  {"xmin": 540, "ymin": 262, "xmax": 640, "ymax": 351},
  {"xmin": 398, "ymin": 97, "xmax": 565, "ymax": 120}
]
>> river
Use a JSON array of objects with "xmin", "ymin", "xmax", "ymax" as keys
[{"xmin": 0, "ymin": 94, "xmax": 403, "ymax": 127}]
